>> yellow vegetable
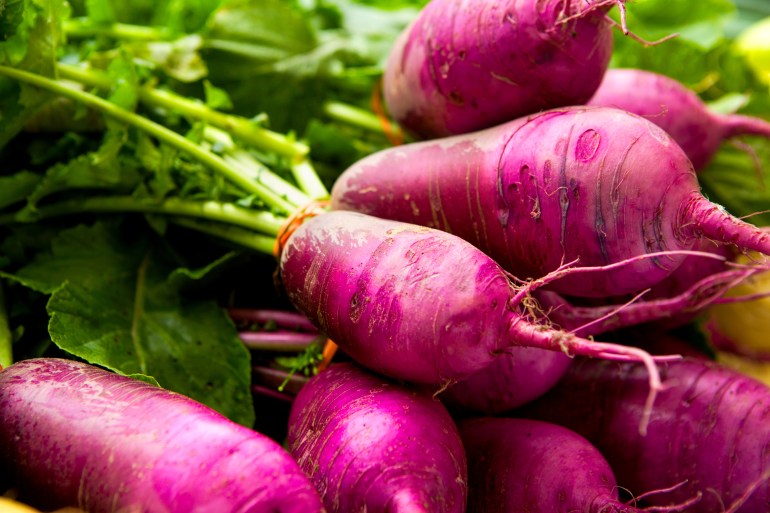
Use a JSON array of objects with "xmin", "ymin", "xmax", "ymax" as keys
[
  {"xmin": 735, "ymin": 17, "xmax": 770, "ymax": 87},
  {"xmin": 0, "ymin": 497, "xmax": 85, "ymax": 512},
  {"xmin": 707, "ymin": 253, "xmax": 770, "ymax": 357},
  {"xmin": 0, "ymin": 497, "xmax": 42, "ymax": 513}
]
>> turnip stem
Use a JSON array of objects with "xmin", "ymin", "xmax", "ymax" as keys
[
  {"xmin": 239, "ymin": 331, "xmax": 319, "ymax": 351},
  {"xmin": 721, "ymin": 112, "xmax": 770, "ymax": 139},
  {"xmin": 323, "ymin": 101, "xmax": 385, "ymax": 134},
  {"xmin": 323, "ymin": 100, "xmax": 407, "ymax": 143},
  {"xmin": 290, "ymin": 159, "xmax": 329, "ymax": 201},
  {"xmin": 57, "ymin": 62, "xmax": 310, "ymax": 161},
  {"xmin": 202, "ymin": 126, "xmax": 312, "ymax": 208},
  {"xmin": 229, "ymin": 308, "xmax": 318, "ymax": 332},
  {"xmin": 0, "ymin": 196, "xmax": 285, "ymax": 236},
  {"xmin": 63, "ymin": 18, "xmax": 171, "ymax": 41},
  {"xmin": 251, "ymin": 384, "xmax": 295, "ymax": 403},
  {"xmin": 0, "ymin": 286, "xmax": 12, "ymax": 369},
  {"xmin": 253, "ymin": 366, "xmax": 309, "ymax": 395},
  {"xmin": 0, "ymin": 65, "xmax": 295, "ymax": 214},
  {"xmin": 169, "ymin": 218, "xmax": 277, "ymax": 255}
]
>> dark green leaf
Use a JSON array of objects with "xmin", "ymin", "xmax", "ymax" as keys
[
  {"xmin": 2, "ymin": 221, "xmax": 255, "ymax": 425},
  {"xmin": 699, "ymin": 141, "xmax": 770, "ymax": 227},
  {"xmin": 0, "ymin": 171, "xmax": 40, "ymax": 210}
]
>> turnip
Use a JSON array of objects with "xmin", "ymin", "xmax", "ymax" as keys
[
  {"xmin": 331, "ymin": 106, "xmax": 770, "ymax": 298},
  {"xmin": 0, "ymin": 358, "xmax": 324, "ymax": 513},
  {"xmin": 279, "ymin": 210, "xmax": 672, "ymax": 415},
  {"xmin": 459, "ymin": 417, "xmax": 657, "ymax": 513},
  {"xmin": 518, "ymin": 357, "xmax": 770, "ymax": 512},
  {"xmin": 383, "ymin": 0, "xmax": 625, "ymax": 138},
  {"xmin": 286, "ymin": 362, "xmax": 467, "ymax": 513},
  {"xmin": 587, "ymin": 68, "xmax": 770, "ymax": 171}
]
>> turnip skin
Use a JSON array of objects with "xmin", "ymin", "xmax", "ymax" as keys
[
  {"xmin": 588, "ymin": 68, "xmax": 770, "ymax": 171},
  {"xmin": 286, "ymin": 362, "xmax": 467, "ymax": 513},
  {"xmin": 459, "ymin": 417, "xmax": 643, "ymax": 513},
  {"xmin": 279, "ymin": 210, "xmax": 660, "ymax": 388},
  {"xmin": 519, "ymin": 357, "xmax": 770, "ymax": 512},
  {"xmin": 331, "ymin": 106, "xmax": 770, "ymax": 298},
  {"xmin": 440, "ymin": 347, "xmax": 572, "ymax": 414},
  {"xmin": 0, "ymin": 358, "xmax": 324, "ymax": 513},
  {"xmin": 384, "ymin": 0, "xmax": 616, "ymax": 138}
]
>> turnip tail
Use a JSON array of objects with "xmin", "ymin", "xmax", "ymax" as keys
[
  {"xmin": 721, "ymin": 113, "xmax": 770, "ymax": 140},
  {"xmin": 540, "ymin": 264, "xmax": 767, "ymax": 335},
  {"xmin": 681, "ymin": 194, "xmax": 770, "ymax": 256}
]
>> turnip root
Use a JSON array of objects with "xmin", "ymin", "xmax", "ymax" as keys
[
  {"xmin": 287, "ymin": 362, "xmax": 467, "ymax": 513},
  {"xmin": 588, "ymin": 68, "xmax": 770, "ymax": 170},
  {"xmin": 332, "ymin": 106, "xmax": 770, "ymax": 298},
  {"xmin": 518, "ymin": 357, "xmax": 770, "ymax": 512},
  {"xmin": 384, "ymin": 0, "xmax": 624, "ymax": 138},
  {"xmin": 0, "ymin": 358, "xmax": 324, "ymax": 513},
  {"xmin": 459, "ymin": 417, "xmax": 649, "ymax": 513}
]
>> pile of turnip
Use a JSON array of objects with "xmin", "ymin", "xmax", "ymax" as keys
[{"xmin": 3, "ymin": 0, "xmax": 770, "ymax": 511}]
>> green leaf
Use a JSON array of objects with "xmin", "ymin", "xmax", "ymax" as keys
[
  {"xmin": 132, "ymin": 34, "xmax": 208, "ymax": 83},
  {"xmin": 3, "ymin": 221, "xmax": 255, "ymax": 425},
  {"xmin": 0, "ymin": 0, "xmax": 71, "ymax": 149},
  {"xmin": 84, "ymin": 0, "xmax": 116, "ymax": 25},
  {"xmin": 202, "ymin": 0, "xmax": 317, "ymax": 57},
  {"xmin": 0, "ymin": 0, "xmax": 27, "ymax": 40},
  {"xmin": 203, "ymin": 79, "xmax": 233, "ymax": 111},
  {"xmin": 699, "ymin": 141, "xmax": 770, "ymax": 227},
  {"xmin": 20, "ymin": 131, "xmax": 140, "ymax": 212},
  {"xmin": 0, "ymin": 171, "xmax": 41, "ymax": 210},
  {"xmin": 104, "ymin": 51, "xmax": 140, "ymax": 111},
  {"xmin": 127, "ymin": 373, "xmax": 161, "ymax": 386}
]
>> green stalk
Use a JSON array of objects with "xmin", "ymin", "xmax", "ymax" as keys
[
  {"xmin": 225, "ymin": 152, "xmax": 312, "ymax": 206},
  {"xmin": 0, "ymin": 286, "xmax": 12, "ymax": 369},
  {"xmin": 63, "ymin": 18, "xmax": 172, "ymax": 41},
  {"xmin": 57, "ymin": 63, "xmax": 310, "ymax": 161},
  {"xmin": 291, "ymin": 159, "xmax": 330, "ymax": 201},
  {"xmin": 170, "ymin": 217, "xmax": 277, "ymax": 255},
  {"xmin": 0, "ymin": 196, "xmax": 285, "ymax": 237},
  {"xmin": 202, "ymin": 126, "xmax": 313, "ymax": 207},
  {"xmin": 0, "ymin": 65, "xmax": 295, "ymax": 215},
  {"xmin": 323, "ymin": 100, "xmax": 407, "ymax": 142}
]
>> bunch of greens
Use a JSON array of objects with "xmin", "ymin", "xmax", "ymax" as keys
[
  {"xmin": 0, "ymin": 0, "xmax": 768, "ymax": 430},
  {"xmin": 0, "ymin": 0, "xmax": 424, "ymax": 426}
]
